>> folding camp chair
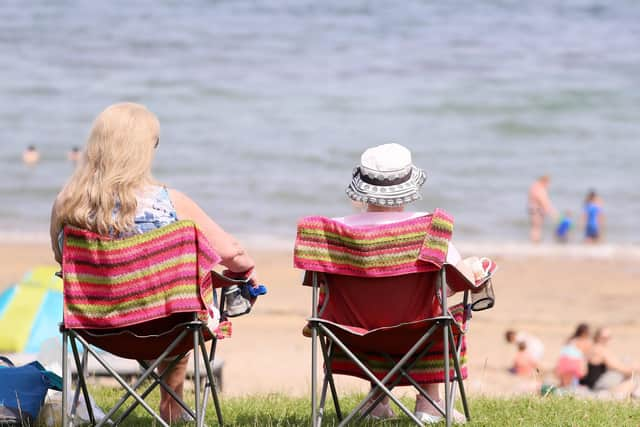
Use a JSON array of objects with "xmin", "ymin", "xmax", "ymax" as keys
[
  {"xmin": 294, "ymin": 210, "xmax": 496, "ymax": 427},
  {"xmin": 59, "ymin": 220, "xmax": 237, "ymax": 427}
]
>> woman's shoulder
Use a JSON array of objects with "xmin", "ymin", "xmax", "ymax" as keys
[
  {"xmin": 136, "ymin": 185, "xmax": 176, "ymax": 214},
  {"xmin": 164, "ymin": 188, "xmax": 202, "ymax": 219},
  {"xmin": 139, "ymin": 184, "xmax": 169, "ymax": 198}
]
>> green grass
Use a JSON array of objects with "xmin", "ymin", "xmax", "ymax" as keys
[{"xmin": 86, "ymin": 387, "xmax": 640, "ymax": 426}]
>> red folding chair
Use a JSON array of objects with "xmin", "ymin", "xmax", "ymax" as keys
[
  {"xmin": 60, "ymin": 220, "xmax": 237, "ymax": 427},
  {"xmin": 294, "ymin": 210, "xmax": 495, "ymax": 426}
]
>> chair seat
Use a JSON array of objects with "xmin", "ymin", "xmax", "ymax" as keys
[
  {"xmin": 310, "ymin": 315, "xmax": 464, "ymax": 355},
  {"xmin": 73, "ymin": 313, "xmax": 212, "ymax": 360}
]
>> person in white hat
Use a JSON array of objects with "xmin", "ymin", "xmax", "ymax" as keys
[
  {"xmin": 336, "ymin": 143, "xmax": 485, "ymax": 423},
  {"xmin": 339, "ymin": 143, "xmax": 472, "ymax": 272}
]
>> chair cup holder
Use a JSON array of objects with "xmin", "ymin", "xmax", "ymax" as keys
[{"xmin": 470, "ymin": 280, "xmax": 495, "ymax": 312}]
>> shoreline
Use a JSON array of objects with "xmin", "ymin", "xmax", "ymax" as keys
[{"xmin": 2, "ymin": 231, "xmax": 638, "ymax": 260}]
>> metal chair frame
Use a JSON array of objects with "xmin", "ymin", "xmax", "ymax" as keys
[
  {"xmin": 61, "ymin": 304, "xmax": 225, "ymax": 427},
  {"xmin": 309, "ymin": 268, "xmax": 471, "ymax": 427}
]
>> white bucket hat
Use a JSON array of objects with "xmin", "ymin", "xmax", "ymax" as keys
[{"xmin": 346, "ymin": 143, "xmax": 427, "ymax": 207}]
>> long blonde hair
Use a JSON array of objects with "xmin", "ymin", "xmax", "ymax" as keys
[{"xmin": 54, "ymin": 102, "xmax": 160, "ymax": 236}]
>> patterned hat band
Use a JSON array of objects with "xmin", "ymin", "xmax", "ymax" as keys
[
  {"xmin": 359, "ymin": 169, "xmax": 413, "ymax": 186},
  {"xmin": 346, "ymin": 166, "xmax": 427, "ymax": 207}
]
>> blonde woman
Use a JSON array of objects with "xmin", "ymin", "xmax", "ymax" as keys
[{"xmin": 50, "ymin": 102, "xmax": 256, "ymax": 423}]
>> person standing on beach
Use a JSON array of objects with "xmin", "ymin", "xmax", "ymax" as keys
[
  {"xmin": 583, "ymin": 190, "xmax": 604, "ymax": 243},
  {"xmin": 527, "ymin": 175, "xmax": 556, "ymax": 243},
  {"xmin": 49, "ymin": 102, "xmax": 258, "ymax": 423}
]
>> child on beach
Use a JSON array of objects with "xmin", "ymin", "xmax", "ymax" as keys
[
  {"xmin": 555, "ymin": 211, "xmax": 573, "ymax": 243},
  {"xmin": 583, "ymin": 190, "xmax": 604, "ymax": 243},
  {"xmin": 504, "ymin": 329, "xmax": 544, "ymax": 376},
  {"xmin": 511, "ymin": 342, "xmax": 539, "ymax": 377}
]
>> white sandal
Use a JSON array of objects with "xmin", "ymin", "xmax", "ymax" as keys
[{"xmin": 414, "ymin": 396, "xmax": 466, "ymax": 425}]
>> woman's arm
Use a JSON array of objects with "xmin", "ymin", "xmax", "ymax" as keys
[
  {"xmin": 602, "ymin": 348, "xmax": 634, "ymax": 377},
  {"xmin": 169, "ymin": 189, "xmax": 255, "ymax": 274}
]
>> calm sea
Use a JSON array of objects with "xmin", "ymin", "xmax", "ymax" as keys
[{"xmin": 1, "ymin": 1, "xmax": 639, "ymax": 244}]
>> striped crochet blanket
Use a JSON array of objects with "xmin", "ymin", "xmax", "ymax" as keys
[
  {"xmin": 62, "ymin": 220, "xmax": 221, "ymax": 329},
  {"xmin": 294, "ymin": 209, "xmax": 454, "ymax": 277}
]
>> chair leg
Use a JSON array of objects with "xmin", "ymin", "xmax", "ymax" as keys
[
  {"xmin": 320, "ymin": 338, "xmax": 342, "ymax": 421},
  {"xmin": 378, "ymin": 341, "xmax": 442, "ymax": 417},
  {"xmin": 193, "ymin": 328, "xmax": 201, "ymax": 427},
  {"xmin": 311, "ymin": 323, "xmax": 319, "ymax": 427},
  {"xmin": 317, "ymin": 334, "xmax": 342, "ymax": 424},
  {"xmin": 114, "ymin": 354, "xmax": 192, "ymax": 425},
  {"xmin": 449, "ymin": 327, "xmax": 470, "ymax": 421},
  {"xmin": 443, "ymin": 320, "xmax": 451, "ymax": 427},
  {"xmin": 317, "ymin": 324, "xmax": 424, "ymax": 427},
  {"xmin": 339, "ymin": 322, "xmax": 440, "ymax": 426},
  {"xmin": 73, "ymin": 334, "xmax": 171, "ymax": 427},
  {"xmin": 62, "ymin": 330, "xmax": 70, "ymax": 427},
  {"xmin": 198, "ymin": 329, "xmax": 224, "ymax": 427},
  {"xmin": 69, "ymin": 336, "xmax": 96, "ymax": 425}
]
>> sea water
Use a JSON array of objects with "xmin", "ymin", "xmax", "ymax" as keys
[{"xmin": 0, "ymin": 1, "xmax": 638, "ymax": 244}]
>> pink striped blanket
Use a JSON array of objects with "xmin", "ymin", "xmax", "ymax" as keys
[
  {"xmin": 294, "ymin": 209, "xmax": 454, "ymax": 277},
  {"xmin": 62, "ymin": 220, "xmax": 221, "ymax": 329}
]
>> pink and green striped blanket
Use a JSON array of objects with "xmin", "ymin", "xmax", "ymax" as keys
[
  {"xmin": 62, "ymin": 220, "xmax": 220, "ymax": 329},
  {"xmin": 294, "ymin": 209, "xmax": 454, "ymax": 277}
]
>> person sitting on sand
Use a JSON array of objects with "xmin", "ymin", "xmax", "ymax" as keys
[
  {"xmin": 511, "ymin": 341, "xmax": 539, "ymax": 377},
  {"xmin": 579, "ymin": 327, "xmax": 639, "ymax": 398},
  {"xmin": 504, "ymin": 329, "xmax": 544, "ymax": 373},
  {"xmin": 22, "ymin": 145, "xmax": 40, "ymax": 165},
  {"xmin": 334, "ymin": 143, "xmax": 493, "ymax": 424},
  {"xmin": 555, "ymin": 323, "xmax": 591, "ymax": 390},
  {"xmin": 527, "ymin": 175, "xmax": 556, "ymax": 243},
  {"xmin": 505, "ymin": 329, "xmax": 544, "ymax": 365},
  {"xmin": 49, "ymin": 102, "xmax": 259, "ymax": 423}
]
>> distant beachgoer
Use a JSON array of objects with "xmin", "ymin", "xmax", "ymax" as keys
[
  {"xmin": 22, "ymin": 145, "xmax": 40, "ymax": 165},
  {"xmin": 555, "ymin": 323, "xmax": 591, "ymax": 389},
  {"xmin": 505, "ymin": 329, "xmax": 544, "ymax": 363},
  {"xmin": 527, "ymin": 175, "xmax": 556, "ymax": 243},
  {"xmin": 555, "ymin": 211, "xmax": 573, "ymax": 243},
  {"xmin": 67, "ymin": 146, "xmax": 81, "ymax": 163},
  {"xmin": 579, "ymin": 328, "xmax": 639, "ymax": 397},
  {"xmin": 511, "ymin": 341, "xmax": 539, "ymax": 377},
  {"xmin": 583, "ymin": 190, "xmax": 604, "ymax": 243}
]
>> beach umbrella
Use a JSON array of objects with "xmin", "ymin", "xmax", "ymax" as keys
[{"xmin": 0, "ymin": 266, "xmax": 63, "ymax": 353}]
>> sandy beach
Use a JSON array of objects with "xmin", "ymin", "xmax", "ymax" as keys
[{"xmin": 1, "ymin": 240, "xmax": 639, "ymax": 399}]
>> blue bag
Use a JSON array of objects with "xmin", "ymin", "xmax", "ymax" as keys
[{"xmin": 0, "ymin": 356, "xmax": 62, "ymax": 425}]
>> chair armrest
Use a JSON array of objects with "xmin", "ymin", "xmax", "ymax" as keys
[
  {"xmin": 443, "ymin": 263, "xmax": 495, "ymax": 293},
  {"xmin": 211, "ymin": 270, "xmax": 250, "ymax": 288}
]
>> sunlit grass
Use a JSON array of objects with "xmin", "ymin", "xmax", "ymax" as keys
[{"xmin": 86, "ymin": 387, "xmax": 640, "ymax": 426}]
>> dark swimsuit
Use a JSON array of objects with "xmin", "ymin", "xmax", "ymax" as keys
[{"xmin": 579, "ymin": 362, "xmax": 607, "ymax": 389}]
